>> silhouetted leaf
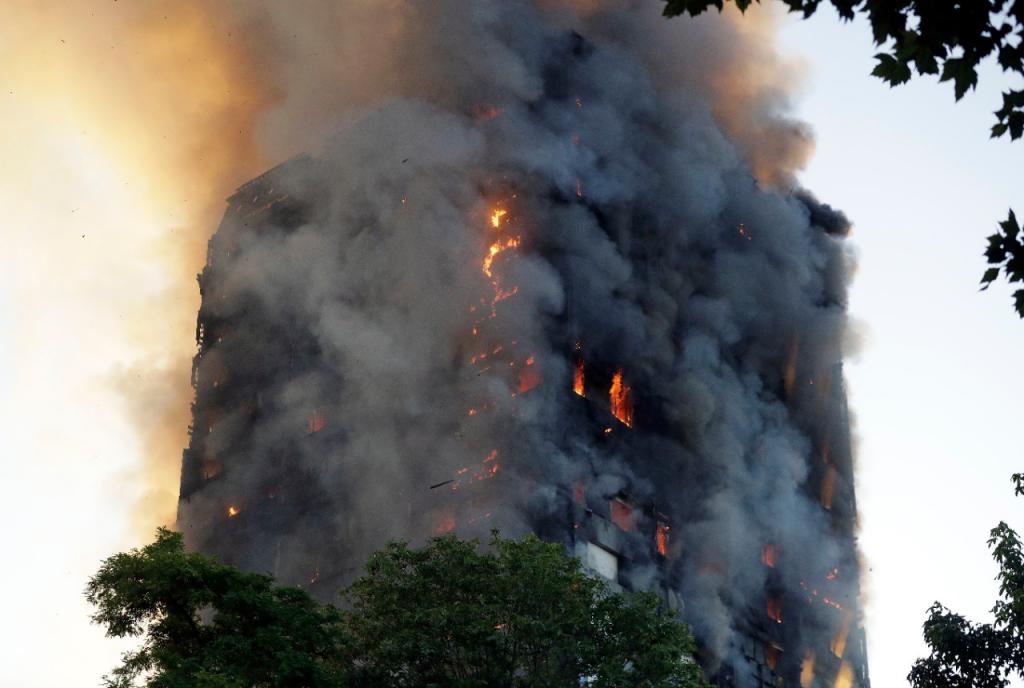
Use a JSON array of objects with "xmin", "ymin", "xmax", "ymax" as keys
[{"xmin": 872, "ymin": 52, "xmax": 913, "ymax": 85}]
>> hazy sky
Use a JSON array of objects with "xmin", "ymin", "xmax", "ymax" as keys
[{"xmin": 2, "ymin": 4, "xmax": 1023, "ymax": 687}]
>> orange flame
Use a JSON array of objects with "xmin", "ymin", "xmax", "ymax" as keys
[
  {"xmin": 800, "ymin": 651, "xmax": 815, "ymax": 688},
  {"xmin": 762, "ymin": 543, "xmax": 777, "ymax": 568},
  {"xmin": 831, "ymin": 613, "xmax": 852, "ymax": 659},
  {"xmin": 490, "ymin": 208, "xmax": 507, "ymax": 229},
  {"xmin": 834, "ymin": 661, "xmax": 853, "ymax": 688},
  {"xmin": 765, "ymin": 644, "xmax": 780, "ymax": 672},
  {"xmin": 609, "ymin": 369, "xmax": 633, "ymax": 427},
  {"xmin": 573, "ymin": 358, "xmax": 585, "ymax": 397},
  {"xmin": 766, "ymin": 596, "xmax": 782, "ymax": 624},
  {"xmin": 482, "ymin": 236, "xmax": 520, "ymax": 278},
  {"xmin": 227, "ymin": 505, "xmax": 239, "ymax": 517},
  {"xmin": 656, "ymin": 522, "xmax": 670, "ymax": 556}
]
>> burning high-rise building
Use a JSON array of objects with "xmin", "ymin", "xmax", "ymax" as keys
[{"xmin": 177, "ymin": 3, "xmax": 868, "ymax": 686}]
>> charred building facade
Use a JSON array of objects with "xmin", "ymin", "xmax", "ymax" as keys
[{"xmin": 178, "ymin": 5, "xmax": 869, "ymax": 687}]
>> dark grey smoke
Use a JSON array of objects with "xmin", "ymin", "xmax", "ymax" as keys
[{"xmin": 179, "ymin": 1, "xmax": 865, "ymax": 684}]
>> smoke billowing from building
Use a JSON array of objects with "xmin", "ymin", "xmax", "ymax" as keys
[{"xmin": 178, "ymin": 2, "xmax": 867, "ymax": 686}]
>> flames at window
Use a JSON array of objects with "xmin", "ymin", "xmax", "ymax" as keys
[
  {"xmin": 573, "ymin": 357, "xmax": 585, "ymax": 397},
  {"xmin": 766, "ymin": 596, "xmax": 782, "ymax": 624},
  {"xmin": 762, "ymin": 543, "xmax": 777, "ymax": 568},
  {"xmin": 609, "ymin": 369, "xmax": 633, "ymax": 427},
  {"xmin": 610, "ymin": 498, "xmax": 634, "ymax": 532},
  {"xmin": 656, "ymin": 521, "xmax": 670, "ymax": 556}
]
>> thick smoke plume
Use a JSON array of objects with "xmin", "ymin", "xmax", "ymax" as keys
[{"xmin": 176, "ymin": 0, "xmax": 863, "ymax": 682}]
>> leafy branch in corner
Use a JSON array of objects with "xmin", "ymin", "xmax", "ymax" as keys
[
  {"xmin": 981, "ymin": 210, "xmax": 1024, "ymax": 317},
  {"xmin": 661, "ymin": 0, "xmax": 1024, "ymax": 315},
  {"xmin": 907, "ymin": 474, "xmax": 1024, "ymax": 688}
]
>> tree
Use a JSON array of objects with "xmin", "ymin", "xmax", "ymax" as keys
[
  {"xmin": 661, "ymin": 0, "xmax": 1024, "ymax": 317},
  {"xmin": 344, "ymin": 533, "xmax": 705, "ymax": 688},
  {"xmin": 908, "ymin": 474, "xmax": 1024, "ymax": 688},
  {"xmin": 88, "ymin": 530, "xmax": 707, "ymax": 688},
  {"xmin": 85, "ymin": 528, "xmax": 349, "ymax": 688}
]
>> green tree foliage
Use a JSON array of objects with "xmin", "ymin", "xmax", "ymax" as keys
[
  {"xmin": 908, "ymin": 474, "xmax": 1024, "ymax": 688},
  {"xmin": 85, "ymin": 528, "xmax": 349, "ymax": 688},
  {"xmin": 661, "ymin": 0, "xmax": 1024, "ymax": 316},
  {"xmin": 344, "ymin": 533, "xmax": 705, "ymax": 688},
  {"xmin": 88, "ymin": 530, "xmax": 706, "ymax": 688}
]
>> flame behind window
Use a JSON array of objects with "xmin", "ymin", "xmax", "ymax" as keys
[
  {"xmin": 656, "ymin": 521, "xmax": 670, "ymax": 556},
  {"xmin": 609, "ymin": 369, "xmax": 633, "ymax": 427},
  {"xmin": 834, "ymin": 661, "xmax": 853, "ymax": 688},
  {"xmin": 573, "ymin": 358, "xmax": 585, "ymax": 397},
  {"xmin": 610, "ymin": 498, "xmax": 633, "ymax": 532}
]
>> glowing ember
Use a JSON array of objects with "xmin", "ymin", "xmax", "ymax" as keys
[
  {"xmin": 762, "ymin": 543, "xmax": 777, "ymax": 568},
  {"xmin": 737, "ymin": 222, "xmax": 753, "ymax": 241},
  {"xmin": 766, "ymin": 596, "xmax": 782, "ymax": 624},
  {"xmin": 656, "ymin": 521, "xmax": 670, "ymax": 556},
  {"xmin": 517, "ymin": 358, "xmax": 542, "ymax": 393},
  {"xmin": 573, "ymin": 358, "xmax": 585, "ymax": 397},
  {"xmin": 307, "ymin": 408, "xmax": 326, "ymax": 434},
  {"xmin": 472, "ymin": 104, "xmax": 503, "ymax": 121},
  {"xmin": 609, "ymin": 369, "xmax": 633, "ymax": 427},
  {"xmin": 227, "ymin": 505, "xmax": 239, "ymax": 517},
  {"xmin": 800, "ymin": 651, "xmax": 815, "ymax": 688},
  {"xmin": 834, "ymin": 661, "xmax": 853, "ymax": 688}
]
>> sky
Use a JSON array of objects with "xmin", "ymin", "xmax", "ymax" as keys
[
  {"xmin": 777, "ymin": 6, "xmax": 1024, "ymax": 686},
  {"xmin": 1, "ymin": 4, "xmax": 1023, "ymax": 687}
]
